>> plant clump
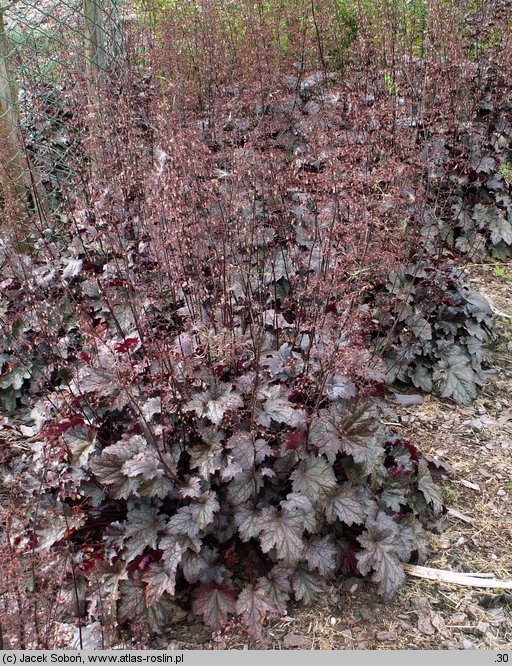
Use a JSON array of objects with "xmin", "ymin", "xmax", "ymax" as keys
[{"xmin": 0, "ymin": 0, "xmax": 510, "ymax": 647}]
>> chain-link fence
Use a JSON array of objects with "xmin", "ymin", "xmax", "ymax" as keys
[{"xmin": 0, "ymin": 0, "xmax": 123, "ymax": 222}]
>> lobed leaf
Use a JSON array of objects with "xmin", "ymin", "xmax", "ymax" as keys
[{"xmin": 192, "ymin": 583, "xmax": 237, "ymax": 629}]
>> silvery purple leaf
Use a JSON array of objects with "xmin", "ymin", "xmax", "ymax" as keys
[
  {"xmin": 256, "ymin": 507, "xmax": 305, "ymax": 564},
  {"xmin": 292, "ymin": 565, "xmax": 325, "ymax": 606},
  {"xmin": 290, "ymin": 455, "xmax": 337, "ymax": 503}
]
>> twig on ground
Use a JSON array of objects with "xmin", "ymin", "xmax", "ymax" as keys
[{"xmin": 404, "ymin": 564, "xmax": 512, "ymax": 589}]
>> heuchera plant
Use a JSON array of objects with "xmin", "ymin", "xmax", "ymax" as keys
[
  {"xmin": 0, "ymin": 68, "xmax": 445, "ymax": 638},
  {"xmin": 9, "ymin": 344, "xmax": 443, "ymax": 638},
  {"xmin": 2, "ymin": 0, "xmax": 510, "ymax": 646},
  {"xmin": 429, "ymin": 96, "xmax": 512, "ymax": 260},
  {"xmin": 374, "ymin": 257, "xmax": 495, "ymax": 405}
]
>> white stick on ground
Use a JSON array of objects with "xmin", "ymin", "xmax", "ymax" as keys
[{"xmin": 404, "ymin": 564, "xmax": 512, "ymax": 589}]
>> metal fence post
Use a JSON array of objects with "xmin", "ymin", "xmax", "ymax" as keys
[{"xmin": 83, "ymin": 0, "xmax": 107, "ymax": 73}]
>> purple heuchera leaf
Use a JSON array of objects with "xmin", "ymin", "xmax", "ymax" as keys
[
  {"xmin": 77, "ymin": 365, "xmax": 116, "ymax": 397},
  {"xmin": 310, "ymin": 402, "xmax": 387, "ymax": 477},
  {"xmin": 280, "ymin": 492, "xmax": 314, "ymax": 514},
  {"xmin": 188, "ymin": 427, "xmax": 224, "ymax": 479},
  {"xmin": 64, "ymin": 424, "xmax": 97, "ymax": 467},
  {"xmin": 325, "ymin": 373, "xmax": 357, "ymax": 401},
  {"xmin": 261, "ymin": 343, "xmax": 303, "ymax": 379},
  {"xmin": 227, "ymin": 469, "xmax": 263, "ymax": 504},
  {"xmin": 280, "ymin": 493, "xmax": 318, "ymax": 532},
  {"xmin": 122, "ymin": 451, "xmax": 165, "ymax": 480},
  {"xmin": 290, "ymin": 454, "xmax": 337, "ymax": 503},
  {"xmin": 325, "ymin": 482, "xmax": 368, "ymax": 526},
  {"xmin": 307, "ymin": 412, "xmax": 342, "ymax": 464},
  {"xmin": 144, "ymin": 534, "xmax": 195, "ymax": 605},
  {"xmin": 256, "ymin": 507, "xmax": 305, "ymax": 564},
  {"xmin": 286, "ymin": 429, "xmax": 306, "ymax": 451},
  {"xmin": 416, "ymin": 459, "xmax": 443, "ymax": 514},
  {"xmin": 118, "ymin": 580, "xmax": 182, "ymax": 634},
  {"xmin": 94, "ymin": 560, "xmax": 128, "ymax": 605},
  {"xmin": 338, "ymin": 403, "xmax": 387, "ymax": 477},
  {"xmin": 122, "ymin": 503, "xmax": 166, "ymax": 562},
  {"xmin": 179, "ymin": 476, "xmax": 202, "ymax": 499},
  {"xmin": 292, "ymin": 565, "xmax": 325, "ymax": 605},
  {"xmin": 356, "ymin": 512, "xmax": 413, "ymax": 600},
  {"xmin": 235, "ymin": 584, "xmax": 278, "ymax": 639},
  {"xmin": 257, "ymin": 385, "xmax": 306, "ymax": 428},
  {"xmin": 432, "ymin": 351, "xmax": 477, "ymax": 406},
  {"xmin": 181, "ymin": 546, "xmax": 218, "ymax": 584},
  {"xmin": 166, "ymin": 506, "xmax": 201, "ymax": 538},
  {"xmin": 304, "ymin": 535, "xmax": 339, "ymax": 576},
  {"xmin": 90, "ymin": 435, "xmax": 147, "ymax": 499},
  {"xmin": 159, "ymin": 532, "xmax": 200, "ymax": 563},
  {"xmin": 227, "ymin": 431, "xmax": 255, "ymax": 470},
  {"xmin": 142, "ymin": 397, "xmax": 161, "ymax": 421},
  {"xmin": 257, "ymin": 564, "xmax": 292, "ymax": 611},
  {"xmin": 143, "ymin": 561, "xmax": 179, "ymax": 606},
  {"xmin": 226, "ymin": 432, "xmax": 272, "ymax": 472},
  {"xmin": 141, "ymin": 474, "xmax": 179, "ymax": 500},
  {"xmin": 190, "ymin": 491, "xmax": 220, "ymax": 529},
  {"xmin": 234, "ymin": 506, "xmax": 260, "ymax": 542},
  {"xmin": 192, "ymin": 583, "xmax": 237, "ymax": 629},
  {"xmin": 184, "ymin": 382, "xmax": 243, "ymax": 425}
]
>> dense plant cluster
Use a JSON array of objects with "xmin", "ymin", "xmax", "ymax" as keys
[
  {"xmin": 1, "ymin": 0, "xmax": 511, "ymax": 648},
  {"xmin": 0, "ymin": 71, "xmax": 442, "ymax": 640},
  {"xmin": 428, "ymin": 95, "xmax": 512, "ymax": 260},
  {"xmin": 374, "ymin": 257, "xmax": 495, "ymax": 404}
]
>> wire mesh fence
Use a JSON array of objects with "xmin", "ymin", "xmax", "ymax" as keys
[{"xmin": 0, "ymin": 0, "xmax": 123, "ymax": 222}]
